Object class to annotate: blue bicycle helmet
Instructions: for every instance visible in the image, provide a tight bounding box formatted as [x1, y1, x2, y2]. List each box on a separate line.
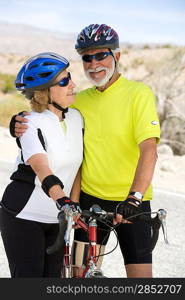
[75, 24, 119, 54]
[15, 52, 69, 92]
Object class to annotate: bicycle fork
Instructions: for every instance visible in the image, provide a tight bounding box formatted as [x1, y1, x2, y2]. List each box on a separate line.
[83, 218, 104, 278]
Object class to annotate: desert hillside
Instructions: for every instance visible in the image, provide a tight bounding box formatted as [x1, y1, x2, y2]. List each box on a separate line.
[0, 22, 185, 158]
[0, 21, 77, 59]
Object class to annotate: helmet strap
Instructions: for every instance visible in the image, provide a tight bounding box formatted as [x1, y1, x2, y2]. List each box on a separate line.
[48, 97, 68, 119]
[105, 49, 117, 83]
[110, 49, 117, 69]
[102, 50, 117, 87]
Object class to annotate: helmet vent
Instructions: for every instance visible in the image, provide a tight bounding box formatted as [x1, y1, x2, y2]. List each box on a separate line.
[29, 64, 38, 70]
[38, 72, 52, 78]
[25, 76, 34, 81]
[43, 62, 56, 66]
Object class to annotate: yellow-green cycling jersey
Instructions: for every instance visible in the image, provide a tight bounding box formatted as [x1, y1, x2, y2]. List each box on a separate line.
[72, 76, 160, 201]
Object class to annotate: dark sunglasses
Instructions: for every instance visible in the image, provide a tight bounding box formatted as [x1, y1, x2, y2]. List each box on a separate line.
[55, 72, 71, 87]
[82, 52, 112, 63]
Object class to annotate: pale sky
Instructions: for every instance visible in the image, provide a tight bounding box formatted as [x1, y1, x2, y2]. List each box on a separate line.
[0, 0, 185, 45]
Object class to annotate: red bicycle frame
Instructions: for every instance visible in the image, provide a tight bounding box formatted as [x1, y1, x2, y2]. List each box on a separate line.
[47, 207, 168, 278]
[63, 216, 100, 278]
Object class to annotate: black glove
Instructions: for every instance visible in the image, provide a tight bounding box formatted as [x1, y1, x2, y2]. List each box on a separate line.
[116, 197, 142, 219]
[56, 196, 81, 213]
[9, 111, 25, 137]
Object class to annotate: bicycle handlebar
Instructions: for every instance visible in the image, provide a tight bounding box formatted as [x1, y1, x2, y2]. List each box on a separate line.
[46, 211, 67, 254]
[46, 205, 168, 256]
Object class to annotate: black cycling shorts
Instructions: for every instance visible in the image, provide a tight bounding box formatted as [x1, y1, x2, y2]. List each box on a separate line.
[0, 208, 63, 278]
[74, 191, 152, 265]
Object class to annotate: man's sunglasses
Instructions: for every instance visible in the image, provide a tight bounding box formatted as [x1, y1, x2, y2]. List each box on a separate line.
[82, 52, 112, 63]
[55, 72, 71, 87]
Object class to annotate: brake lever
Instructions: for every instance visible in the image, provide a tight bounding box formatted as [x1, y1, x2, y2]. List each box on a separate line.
[61, 204, 80, 217]
[157, 209, 169, 244]
[64, 215, 74, 243]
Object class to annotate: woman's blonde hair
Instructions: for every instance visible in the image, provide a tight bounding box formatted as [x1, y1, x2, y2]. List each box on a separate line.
[30, 89, 49, 112]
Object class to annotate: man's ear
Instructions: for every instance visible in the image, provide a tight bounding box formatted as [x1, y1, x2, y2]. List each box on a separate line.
[115, 52, 121, 62]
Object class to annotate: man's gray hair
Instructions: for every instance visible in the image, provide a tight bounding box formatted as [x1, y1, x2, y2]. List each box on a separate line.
[111, 48, 121, 71]
[112, 48, 121, 55]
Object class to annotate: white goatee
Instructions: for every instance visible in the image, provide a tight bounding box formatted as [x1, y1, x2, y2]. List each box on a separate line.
[85, 59, 115, 87]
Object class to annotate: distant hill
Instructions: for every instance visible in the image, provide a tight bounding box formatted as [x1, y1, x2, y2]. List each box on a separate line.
[0, 22, 185, 155]
[0, 22, 78, 60]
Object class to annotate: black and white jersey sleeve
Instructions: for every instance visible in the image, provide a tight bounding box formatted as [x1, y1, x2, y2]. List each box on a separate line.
[1, 109, 83, 223]
[19, 117, 47, 164]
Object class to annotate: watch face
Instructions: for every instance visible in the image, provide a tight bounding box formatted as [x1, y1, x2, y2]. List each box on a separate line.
[134, 192, 143, 200]
[130, 191, 143, 200]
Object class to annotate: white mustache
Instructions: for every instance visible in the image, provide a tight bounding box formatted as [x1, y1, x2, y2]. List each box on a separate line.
[87, 66, 108, 74]
[84, 59, 115, 87]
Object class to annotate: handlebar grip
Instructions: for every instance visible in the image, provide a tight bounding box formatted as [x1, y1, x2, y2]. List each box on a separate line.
[90, 204, 102, 214]
[46, 211, 67, 255]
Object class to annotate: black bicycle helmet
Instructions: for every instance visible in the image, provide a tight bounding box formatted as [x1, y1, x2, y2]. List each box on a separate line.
[75, 24, 119, 54]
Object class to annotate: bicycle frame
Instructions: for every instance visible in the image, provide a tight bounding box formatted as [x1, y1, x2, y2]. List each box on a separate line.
[47, 206, 168, 278]
[62, 213, 104, 278]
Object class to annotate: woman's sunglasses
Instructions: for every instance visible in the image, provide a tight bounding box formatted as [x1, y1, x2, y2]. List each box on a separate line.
[55, 72, 71, 87]
[82, 51, 112, 63]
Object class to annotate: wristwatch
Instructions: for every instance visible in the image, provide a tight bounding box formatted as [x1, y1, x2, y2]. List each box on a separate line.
[129, 191, 143, 201]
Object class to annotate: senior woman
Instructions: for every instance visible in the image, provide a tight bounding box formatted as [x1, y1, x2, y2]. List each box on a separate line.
[0, 52, 83, 277]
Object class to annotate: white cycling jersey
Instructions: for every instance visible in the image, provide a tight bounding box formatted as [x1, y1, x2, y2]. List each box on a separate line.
[1, 108, 83, 223]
